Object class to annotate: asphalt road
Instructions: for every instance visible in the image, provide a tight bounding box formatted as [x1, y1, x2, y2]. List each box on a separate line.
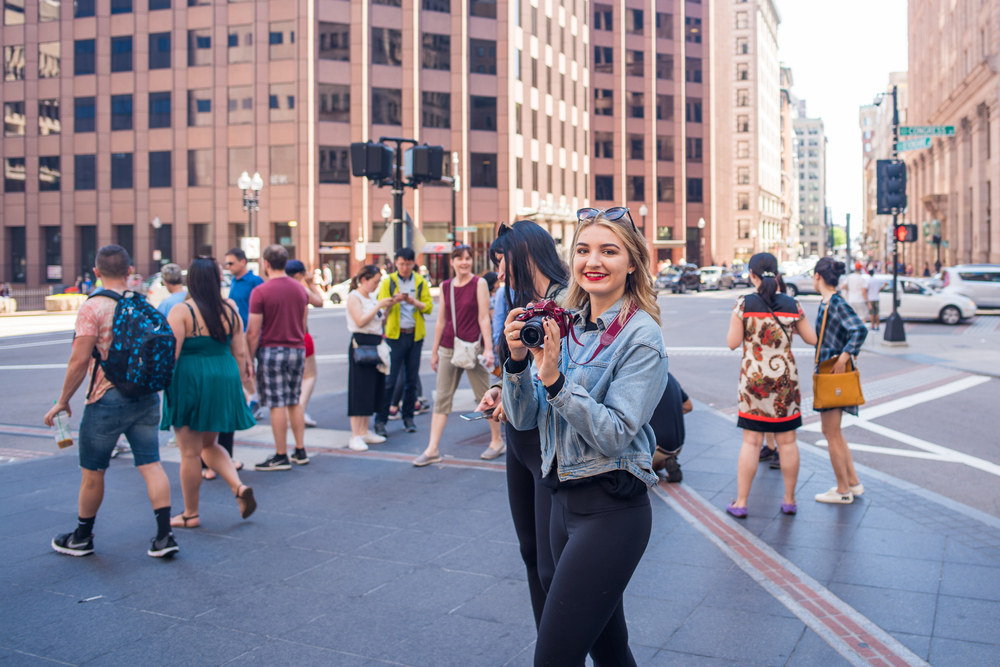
[3, 288, 999, 518]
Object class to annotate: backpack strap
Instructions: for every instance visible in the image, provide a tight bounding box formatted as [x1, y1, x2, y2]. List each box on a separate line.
[85, 290, 123, 399]
[389, 275, 397, 296]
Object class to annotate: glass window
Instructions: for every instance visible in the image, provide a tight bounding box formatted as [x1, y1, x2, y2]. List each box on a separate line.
[657, 176, 674, 202]
[4, 157, 25, 192]
[372, 27, 402, 66]
[594, 46, 612, 74]
[685, 57, 701, 83]
[737, 115, 749, 132]
[656, 94, 673, 121]
[687, 177, 703, 203]
[594, 132, 613, 158]
[5, 45, 26, 81]
[75, 155, 96, 190]
[593, 3, 612, 30]
[149, 32, 171, 69]
[626, 8, 643, 34]
[738, 193, 749, 210]
[656, 136, 673, 161]
[625, 50, 643, 76]
[38, 100, 60, 136]
[4, 0, 24, 24]
[149, 151, 171, 188]
[318, 22, 349, 61]
[38, 42, 60, 79]
[150, 0, 171, 9]
[470, 153, 497, 188]
[626, 92, 644, 118]
[686, 137, 702, 162]
[39, 156, 60, 192]
[737, 141, 749, 159]
[111, 153, 134, 189]
[188, 29, 212, 66]
[656, 53, 672, 80]
[110, 0, 132, 14]
[318, 84, 350, 123]
[470, 0, 496, 18]
[75, 0, 95, 16]
[423, 0, 449, 10]
[228, 147, 253, 185]
[470, 39, 496, 75]
[627, 135, 643, 160]
[421, 91, 450, 129]
[627, 176, 644, 201]
[595, 175, 614, 201]
[269, 21, 296, 60]
[736, 63, 748, 80]
[74, 40, 95, 76]
[149, 91, 171, 128]
[228, 86, 253, 124]
[736, 37, 748, 54]
[319, 146, 350, 184]
[372, 88, 402, 125]
[594, 89, 612, 116]
[187, 90, 212, 126]
[111, 94, 133, 131]
[686, 99, 702, 123]
[422, 33, 450, 70]
[470, 96, 497, 131]
[228, 25, 253, 63]
[3, 101, 25, 136]
[75, 97, 96, 133]
[269, 145, 296, 185]
[187, 149, 212, 187]
[269, 83, 296, 122]
[111, 36, 133, 72]
[685, 17, 701, 43]
[656, 12, 672, 39]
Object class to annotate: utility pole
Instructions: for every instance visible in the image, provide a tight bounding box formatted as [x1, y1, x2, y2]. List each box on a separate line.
[845, 213, 851, 270]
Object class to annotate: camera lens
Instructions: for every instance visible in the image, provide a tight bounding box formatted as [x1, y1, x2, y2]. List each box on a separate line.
[520, 316, 545, 348]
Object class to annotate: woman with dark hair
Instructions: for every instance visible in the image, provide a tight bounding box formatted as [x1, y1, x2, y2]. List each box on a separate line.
[726, 252, 816, 518]
[811, 257, 867, 504]
[161, 257, 257, 528]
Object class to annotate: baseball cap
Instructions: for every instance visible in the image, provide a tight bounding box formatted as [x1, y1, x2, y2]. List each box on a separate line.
[284, 259, 307, 275]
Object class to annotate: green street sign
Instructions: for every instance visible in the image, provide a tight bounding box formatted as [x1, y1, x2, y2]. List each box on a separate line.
[900, 125, 955, 137]
[454, 226, 477, 232]
[942, 240, 949, 249]
[897, 137, 932, 152]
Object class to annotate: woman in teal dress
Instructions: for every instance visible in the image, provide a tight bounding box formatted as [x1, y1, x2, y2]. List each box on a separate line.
[162, 257, 257, 527]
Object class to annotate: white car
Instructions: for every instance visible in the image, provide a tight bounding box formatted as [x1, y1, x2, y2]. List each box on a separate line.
[141, 271, 231, 308]
[784, 270, 819, 298]
[879, 278, 976, 325]
[932, 264, 1000, 308]
[328, 279, 352, 304]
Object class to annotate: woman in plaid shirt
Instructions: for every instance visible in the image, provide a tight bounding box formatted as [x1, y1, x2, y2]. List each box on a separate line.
[812, 257, 868, 505]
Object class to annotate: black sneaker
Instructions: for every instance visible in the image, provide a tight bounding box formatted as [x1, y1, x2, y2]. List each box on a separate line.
[290, 448, 309, 465]
[758, 444, 776, 462]
[769, 446, 781, 470]
[255, 453, 291, 471]
[663, 458, 683, 484]
[403, 418, 417, 433]
[51, 532, 94, 557]
[373, 422, 388, 438]
[147, 533, 179, 558]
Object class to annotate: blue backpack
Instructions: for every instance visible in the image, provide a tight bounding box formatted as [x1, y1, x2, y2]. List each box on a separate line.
[87, 290, 176, 398]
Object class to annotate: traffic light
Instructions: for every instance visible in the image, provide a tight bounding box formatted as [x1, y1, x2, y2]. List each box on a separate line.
[876, 159, 907, 214]
[350, 142, 394, 181]
[404, 145, 444, 184]
[894, 224, 918, 243]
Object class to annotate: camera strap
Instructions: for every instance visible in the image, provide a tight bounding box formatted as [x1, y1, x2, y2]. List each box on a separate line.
[568, 302, 639, 366]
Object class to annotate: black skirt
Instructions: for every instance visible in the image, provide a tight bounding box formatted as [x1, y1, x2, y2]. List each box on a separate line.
[348, 333, 386, 417]
[737, 415, 803, 433]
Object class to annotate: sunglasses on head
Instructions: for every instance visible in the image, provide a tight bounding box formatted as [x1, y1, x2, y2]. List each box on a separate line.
[577, 207, 639, 234]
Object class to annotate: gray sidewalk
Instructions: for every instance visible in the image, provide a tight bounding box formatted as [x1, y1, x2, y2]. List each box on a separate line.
[862, 315, 1000, 378]
[2, 391, 1000, 666]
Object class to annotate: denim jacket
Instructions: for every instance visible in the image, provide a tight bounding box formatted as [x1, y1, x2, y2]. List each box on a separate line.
[502, 297, 668, 486]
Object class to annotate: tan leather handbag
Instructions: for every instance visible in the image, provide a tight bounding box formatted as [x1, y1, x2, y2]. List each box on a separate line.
[812, 301, 865, 410]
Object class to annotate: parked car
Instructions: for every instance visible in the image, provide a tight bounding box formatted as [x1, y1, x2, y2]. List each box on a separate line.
[655, 269, 678, 291]
[699, 266, 735, 290]
[730, 265, 753, 288]
[141, 271, 231, 308]
[671, 264, 703, 293]
[932, 264, 1000, 308]
[879, 278, 977, 325]
[784, 269, 820, 298]
[328, 279, 352, 304]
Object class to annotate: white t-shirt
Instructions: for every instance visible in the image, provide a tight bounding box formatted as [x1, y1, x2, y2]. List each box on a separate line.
[866, 276, 887, 301]
[346, 290, 384, 335]
[845, 273, 868, 304]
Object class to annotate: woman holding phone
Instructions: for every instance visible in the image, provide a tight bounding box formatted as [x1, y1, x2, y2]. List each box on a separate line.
[503, 208, 667, 666]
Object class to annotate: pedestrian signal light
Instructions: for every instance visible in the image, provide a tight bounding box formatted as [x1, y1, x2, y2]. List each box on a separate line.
[876, 160, 907, 214]
[894, 224, 918, 243]
[350, 142, 394, 181]
[404, 145, 444, 184]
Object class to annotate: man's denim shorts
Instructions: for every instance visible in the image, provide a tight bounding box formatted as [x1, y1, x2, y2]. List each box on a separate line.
[78, 388, 161, 471]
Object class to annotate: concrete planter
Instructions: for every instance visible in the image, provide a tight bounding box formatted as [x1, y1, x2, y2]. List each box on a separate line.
[0, 297, 16, 314]
[44, 295, 87, 312]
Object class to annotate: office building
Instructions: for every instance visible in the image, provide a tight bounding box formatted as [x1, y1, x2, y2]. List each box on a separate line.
[793, 115, 827, 257]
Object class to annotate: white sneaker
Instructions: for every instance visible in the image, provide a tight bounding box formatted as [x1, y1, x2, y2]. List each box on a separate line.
[815, 487, 854, 504]
[850, 483, 864, 496]
[360, 432, 386, 445]
[348, 436, 369, 452]
[303, 413, 317, 428]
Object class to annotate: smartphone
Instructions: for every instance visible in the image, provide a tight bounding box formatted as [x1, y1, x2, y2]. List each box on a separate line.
[460, 408, 495, 421]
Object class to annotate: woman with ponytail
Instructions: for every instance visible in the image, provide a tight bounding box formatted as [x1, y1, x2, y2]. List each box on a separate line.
[726, 253, 817, 518]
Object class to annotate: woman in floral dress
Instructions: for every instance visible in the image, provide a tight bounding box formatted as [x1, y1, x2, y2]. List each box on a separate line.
[725, 253, 817, 518]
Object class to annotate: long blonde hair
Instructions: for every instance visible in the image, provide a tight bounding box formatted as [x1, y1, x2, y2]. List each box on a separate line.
[565, 214, 661, 325]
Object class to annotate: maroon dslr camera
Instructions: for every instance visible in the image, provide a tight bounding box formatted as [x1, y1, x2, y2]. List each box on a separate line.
[514, 300, 573, 348]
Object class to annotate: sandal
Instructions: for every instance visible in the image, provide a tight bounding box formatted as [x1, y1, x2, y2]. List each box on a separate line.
[202, 468, 217, 480]
[170, 513, 200, 528]
[234, 460, 244, 472]
[236, 485, 256, 519]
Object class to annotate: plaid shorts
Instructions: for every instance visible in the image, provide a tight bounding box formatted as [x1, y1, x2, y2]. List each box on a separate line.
[256, 346, 306, 408]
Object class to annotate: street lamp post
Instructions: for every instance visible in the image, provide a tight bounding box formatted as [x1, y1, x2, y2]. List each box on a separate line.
[638, 204, 648, 237]
[237, 171, 263, 238]
[697, 217, 706, 266]
[151, 216, 162, 271]
[451, 152, 460, 244]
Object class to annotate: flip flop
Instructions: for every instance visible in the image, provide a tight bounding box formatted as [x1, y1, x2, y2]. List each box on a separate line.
[170, 513, 200, 528]
[234, 461, 244, 472]
[202, 468, 217, 480]
[236, 485, 256, 519]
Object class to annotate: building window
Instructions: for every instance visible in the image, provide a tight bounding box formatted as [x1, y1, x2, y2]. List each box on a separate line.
[656, 95, 673, 121]
[149, 92, 171, 128]
[626, 8, 643, 34]
[470, 96, 497, 131]
[317, 84, 349, 123]
[74, 40, 95, 76]
[111, 94, 133, 131]
[227, 25, 253, 63]
[627, 176, 644, 201]
[687, 178, 703, 203]
[531, 160, 538, 191]
[470, 38, 497, 74]
[423, 0, 449, 11]
[4, 157, 25, 192]
[686, 99, 702, 123]
[468, 0, 494, 18]
[319, 146, 350, 184]
[656, 53, 673, 80]
[8, 226, 26, 282]
[187, 30, 212, 66]
[37, 156, 60, 192]
[4, 0, 24, 24]
[628, 135, 643, 160]
[657, 136, 674, 162]
[187, 149, 212, 187]
[736, 63, 748, 81]
[594, 3, 611, 30]
[685, 57, 701, 83]
[3, 45, 24, 81]
[371, 27, 402, 66]
[38, 42, 60, 79]
[75, 155, 96, 190]
[75, 0, 95, 16]
[110, 0, 132, 13]
[4, 101, 24, 136]
[656, 12, 672, 39]
[627, 92, 644, 119]
[594, 132, 613, 158]
[149, 151, 171, 188]
[270, 145, 296, 185]
[685, 17, 701, 42]
[737, 115, 749, 132]
[372, 88, 402, 125]
[38, 100, 60, 135]
[594, 89, 612, 116]
[319, 22, 349, 61]
[531, 57, 538, 87]
[737, 89, 749, 106]
[736, 37, 748, 54]
[187, 90, 212, 126]
[149, 32, 172, 69]
[657, 176, 674, 203]
[422, 91, 450, 128]
[515, 157, 523, 189]
[225, 86, 252, 124]
[110, 36, 133, 72]
[737, 141, 749, 158]
[470, 153, 497, 188]
[269, 21, 296, 60]
[738, 193, 750, 210]
[150, 0, 171, 10]
[686, 137, 702, 162]
[595, 175, 614, 201]
[74, 97, 96, 133]
[373, 0, 401, 5]
[594, 47, 613, 74]
[227, 147, 252, 185]
[422, 33, 450, 70]
[625, 50, 643, 76]
[736, 11, 748, 29]
[269, 83, 296, 122]
[514, 102, 522, 134]
[111, 153, 133, 189]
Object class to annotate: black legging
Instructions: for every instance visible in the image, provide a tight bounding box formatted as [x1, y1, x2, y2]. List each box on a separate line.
[534, 484, 651, 667]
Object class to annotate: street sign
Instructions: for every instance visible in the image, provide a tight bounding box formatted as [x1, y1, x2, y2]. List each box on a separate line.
[900, 125, 955, 137]
[241, 236, 261, 260]
[897, 137, 931, 152]
[454, 226, 477, 232]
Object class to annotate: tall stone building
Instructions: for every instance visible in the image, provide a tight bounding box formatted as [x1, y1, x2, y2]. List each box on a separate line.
[779, 64, 799, 262]
[710, 0, 782, 264]
[793, 114, 827, 257]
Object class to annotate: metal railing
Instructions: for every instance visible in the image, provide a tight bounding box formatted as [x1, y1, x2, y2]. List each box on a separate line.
[4, 286, 56, 312]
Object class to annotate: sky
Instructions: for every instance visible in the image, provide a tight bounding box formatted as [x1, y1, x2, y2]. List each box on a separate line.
[775, 0, 909, 237]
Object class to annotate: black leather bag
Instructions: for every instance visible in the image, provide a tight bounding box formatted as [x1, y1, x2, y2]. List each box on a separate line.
[352, 339, 381, 366]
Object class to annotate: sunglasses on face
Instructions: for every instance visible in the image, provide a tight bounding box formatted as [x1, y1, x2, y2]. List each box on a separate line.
[577, 207, 639, 234]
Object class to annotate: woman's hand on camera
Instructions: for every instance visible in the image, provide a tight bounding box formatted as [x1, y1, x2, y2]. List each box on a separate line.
[530, 317, 562, 387]
[503, 308, 528, 362]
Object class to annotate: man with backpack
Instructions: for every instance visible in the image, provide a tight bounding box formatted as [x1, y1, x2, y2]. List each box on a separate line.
[43, 245, 179, 558]
[374, 248, 433, 437]
[649, 373, 693, 483]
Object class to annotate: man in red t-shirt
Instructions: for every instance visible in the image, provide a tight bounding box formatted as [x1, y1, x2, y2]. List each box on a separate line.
[246, 245, 310, 471]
